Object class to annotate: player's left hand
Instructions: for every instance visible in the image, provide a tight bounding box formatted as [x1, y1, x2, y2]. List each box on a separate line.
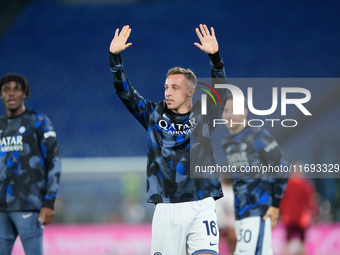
[263, 206, 279, 230]
[39, 207, 55, 225]
[194, 24, 219, 54]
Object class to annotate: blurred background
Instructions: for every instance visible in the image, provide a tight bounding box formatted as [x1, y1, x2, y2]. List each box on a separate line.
[0, 0, 339, 254]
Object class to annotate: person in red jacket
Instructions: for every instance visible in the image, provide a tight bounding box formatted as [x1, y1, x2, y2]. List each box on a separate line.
[280, 163, 319, 255]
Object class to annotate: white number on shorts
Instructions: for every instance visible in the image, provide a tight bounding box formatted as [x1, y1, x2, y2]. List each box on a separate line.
[203, 220, 217, 236]
[237, 229, 252, 243]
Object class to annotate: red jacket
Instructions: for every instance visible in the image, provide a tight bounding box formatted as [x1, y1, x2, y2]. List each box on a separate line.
[280, 178, 318, 228]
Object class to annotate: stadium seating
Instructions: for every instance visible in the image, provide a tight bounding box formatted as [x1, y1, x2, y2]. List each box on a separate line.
[0, 0, 339, 159]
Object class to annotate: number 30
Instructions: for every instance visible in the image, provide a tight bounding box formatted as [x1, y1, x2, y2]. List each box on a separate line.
[237, 229, 252, 243]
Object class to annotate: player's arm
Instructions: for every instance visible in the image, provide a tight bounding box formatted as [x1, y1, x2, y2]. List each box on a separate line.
[36, 114, 61, 225]
[307, 181, 319, 222]
[109, 25, 156, 129]
[194, 24, 228, 119]
[258, 130, 288, 229]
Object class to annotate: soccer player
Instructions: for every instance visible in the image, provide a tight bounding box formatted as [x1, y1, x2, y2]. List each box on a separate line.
[280, 166, 318, 255]
[0, 73, 61, 255]
[109, 24, 227, 255]
[221, 93, 288, 255]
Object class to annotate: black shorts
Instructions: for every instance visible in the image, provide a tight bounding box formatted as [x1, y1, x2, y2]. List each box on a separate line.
[286, 225, 306, 241]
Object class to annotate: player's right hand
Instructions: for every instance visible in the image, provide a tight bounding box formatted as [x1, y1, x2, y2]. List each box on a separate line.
[109, 25, 132, 54]
[39, 207, 55, 225]
[263, 206, 279, 230]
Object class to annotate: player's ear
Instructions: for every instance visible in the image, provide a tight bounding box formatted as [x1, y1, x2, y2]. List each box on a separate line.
[188, 87, 195, 97]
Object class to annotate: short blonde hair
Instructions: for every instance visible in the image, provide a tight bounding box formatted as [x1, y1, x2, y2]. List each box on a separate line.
[166, 67, 197, 87]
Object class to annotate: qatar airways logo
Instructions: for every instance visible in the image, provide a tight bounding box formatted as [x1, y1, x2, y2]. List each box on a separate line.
[227, 152, 249, 168]
[201, 84, 312, 128]
[1, 135, 23, 152]
[158, 114, 196, 134]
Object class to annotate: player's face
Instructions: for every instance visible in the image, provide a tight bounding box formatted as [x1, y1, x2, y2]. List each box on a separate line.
[1, 81, 26, 114]
[164, 74, 193, 114]
[222, 99, 247, 133]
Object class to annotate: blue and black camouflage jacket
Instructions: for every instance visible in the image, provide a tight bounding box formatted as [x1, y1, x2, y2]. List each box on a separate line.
[0, 109, 61, 211]
[222, 126, 288, 219]
[110, 51, 228, 204]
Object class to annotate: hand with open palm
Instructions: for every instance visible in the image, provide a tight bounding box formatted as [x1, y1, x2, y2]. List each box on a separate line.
[194, 24, 219, 54]
[109, 25, 132, 54]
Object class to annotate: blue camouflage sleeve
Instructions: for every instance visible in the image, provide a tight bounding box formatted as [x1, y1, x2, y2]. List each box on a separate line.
[255, 129, 288, 208]
[207, 51, 228, 121]
[110, 52, 157, 130]
[36, 113, 61, 210]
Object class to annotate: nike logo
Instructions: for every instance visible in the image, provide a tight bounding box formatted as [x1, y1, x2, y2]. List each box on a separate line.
[238, 250, 248, 253]
[22, 213, 33, 219]
[209, 242, 217, 246]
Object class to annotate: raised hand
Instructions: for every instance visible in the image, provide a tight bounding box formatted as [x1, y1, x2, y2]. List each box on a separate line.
[109, 25, 132, 54]
[194, 24, 219, 54]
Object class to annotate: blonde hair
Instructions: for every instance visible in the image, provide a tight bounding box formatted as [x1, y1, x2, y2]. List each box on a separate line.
[166, 67, 197, 88]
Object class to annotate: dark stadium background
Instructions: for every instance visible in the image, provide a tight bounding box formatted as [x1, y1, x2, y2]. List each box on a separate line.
[0, 0, 339, 254]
